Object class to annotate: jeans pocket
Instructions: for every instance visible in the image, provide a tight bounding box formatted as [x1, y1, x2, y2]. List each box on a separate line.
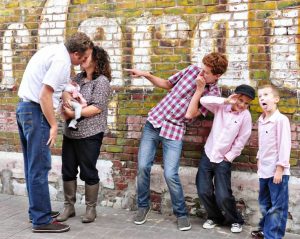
[220, 160, 232, 171]
[17, 111, 33, 134]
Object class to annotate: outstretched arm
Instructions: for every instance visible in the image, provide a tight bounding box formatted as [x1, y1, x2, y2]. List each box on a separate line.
[125, 68, 173, 90]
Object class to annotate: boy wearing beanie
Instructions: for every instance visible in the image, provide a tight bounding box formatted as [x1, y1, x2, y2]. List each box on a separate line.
[186, 82, 255, 233]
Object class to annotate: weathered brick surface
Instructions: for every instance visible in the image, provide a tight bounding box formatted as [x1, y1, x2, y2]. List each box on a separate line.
[0, 0, 300, 232]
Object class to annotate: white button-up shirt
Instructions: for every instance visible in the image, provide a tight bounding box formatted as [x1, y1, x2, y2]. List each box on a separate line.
[257, 109, 291, 178]
[18, 43, 71, 109]
[200, 96, 252, 163]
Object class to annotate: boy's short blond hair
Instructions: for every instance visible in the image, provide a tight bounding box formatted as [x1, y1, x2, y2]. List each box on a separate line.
[258, 84, 280, 98]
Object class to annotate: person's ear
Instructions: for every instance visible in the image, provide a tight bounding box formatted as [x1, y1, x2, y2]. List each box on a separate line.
[215, 74, 221, 79]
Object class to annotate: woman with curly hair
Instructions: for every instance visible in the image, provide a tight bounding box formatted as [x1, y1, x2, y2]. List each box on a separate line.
[57, 46, 112, 223]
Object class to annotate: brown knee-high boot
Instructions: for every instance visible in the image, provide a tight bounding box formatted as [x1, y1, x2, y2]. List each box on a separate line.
[82, 183, 99, 223]
[56, 180, 77, 222]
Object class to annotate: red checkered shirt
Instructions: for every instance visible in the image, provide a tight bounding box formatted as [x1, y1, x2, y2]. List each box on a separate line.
[147, 64, 221, 141]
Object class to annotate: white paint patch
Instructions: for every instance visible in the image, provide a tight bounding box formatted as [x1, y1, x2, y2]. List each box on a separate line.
[128, 15, 189, 87]
[269, 9, 299, 88]
[192, 2, 250, 87]
[2, 23, 30, 88]
[78, 17, 123, 86]
[38, 0, 70, 48]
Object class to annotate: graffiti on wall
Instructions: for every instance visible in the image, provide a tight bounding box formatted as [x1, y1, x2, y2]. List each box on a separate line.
[1, 0, 299, 91]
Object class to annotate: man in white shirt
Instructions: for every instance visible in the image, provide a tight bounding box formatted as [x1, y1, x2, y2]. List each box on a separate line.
[16, 32, 93, 233]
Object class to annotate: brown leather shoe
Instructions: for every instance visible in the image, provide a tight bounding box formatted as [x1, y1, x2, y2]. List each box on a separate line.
[251, 230, 264, 238]
[29, 211, 60, 223]
[32, 220, 70, 233]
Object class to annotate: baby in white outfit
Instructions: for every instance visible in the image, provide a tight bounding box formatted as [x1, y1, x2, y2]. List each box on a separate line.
[64, 80, 87, 129]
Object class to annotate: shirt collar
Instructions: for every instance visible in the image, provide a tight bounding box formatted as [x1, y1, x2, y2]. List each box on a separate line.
[258, 109, 280, 123]
[224, 104, 242, 114]
[61, 43, 71, 65]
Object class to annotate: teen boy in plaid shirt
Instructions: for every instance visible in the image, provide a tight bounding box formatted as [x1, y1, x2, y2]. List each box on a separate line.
[125, 52, 228, 231]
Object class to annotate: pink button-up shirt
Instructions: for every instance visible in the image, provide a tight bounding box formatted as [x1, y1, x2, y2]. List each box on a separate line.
[200, 96, 252, 163]
[148, 65, 220, 141]
[257, 110, 291, 178]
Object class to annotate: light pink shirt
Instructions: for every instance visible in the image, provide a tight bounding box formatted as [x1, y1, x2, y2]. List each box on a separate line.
[257, 110, 291, 178]
[200, 96, 252, 163]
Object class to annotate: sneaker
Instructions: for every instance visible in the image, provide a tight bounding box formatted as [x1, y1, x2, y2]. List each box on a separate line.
[251, 230, 264, 238]
[134, 207, 150, 225]
[203, 219, 217, 229]
[29, 211, 60, 223]
[32, 220, 70, 233]
[231, 223, 243, 233]
[177, 216, 192, 231]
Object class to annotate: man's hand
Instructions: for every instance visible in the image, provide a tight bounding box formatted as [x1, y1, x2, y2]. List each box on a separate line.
[47, 124, 58, 147]
[124, 68, 148, 78]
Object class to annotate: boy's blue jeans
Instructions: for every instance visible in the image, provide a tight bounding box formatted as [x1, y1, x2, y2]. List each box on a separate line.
[258, 176, 289, 239]
[137, 121, 188, 217]
[196, 151, 244, 225]
[16, 101, 52, 227]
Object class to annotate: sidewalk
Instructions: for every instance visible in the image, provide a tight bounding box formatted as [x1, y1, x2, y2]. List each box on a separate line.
[1, 194, 299, 239]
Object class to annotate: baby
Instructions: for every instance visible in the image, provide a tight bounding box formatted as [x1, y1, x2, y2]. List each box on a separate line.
[64, 80, 87, 129]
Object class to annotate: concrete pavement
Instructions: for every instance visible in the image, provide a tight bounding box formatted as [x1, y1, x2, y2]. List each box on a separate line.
[0, 194, 299, 239]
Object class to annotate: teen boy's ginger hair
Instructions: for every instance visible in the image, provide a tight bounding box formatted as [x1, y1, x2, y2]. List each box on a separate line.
[202, 52, 228, 75]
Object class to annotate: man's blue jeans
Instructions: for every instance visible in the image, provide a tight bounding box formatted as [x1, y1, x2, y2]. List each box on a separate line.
[16, 101, 52, 226]
[137, 121, 188, 217]
[196, 151, 244, 225]
[258, 176, 289, 239]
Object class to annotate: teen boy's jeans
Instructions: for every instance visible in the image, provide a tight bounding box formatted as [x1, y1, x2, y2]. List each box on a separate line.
[258, 176, 289, 239]
[16, 101, 52, 227]
[137, 121, 188, 217]
[196, 151, 244, 225]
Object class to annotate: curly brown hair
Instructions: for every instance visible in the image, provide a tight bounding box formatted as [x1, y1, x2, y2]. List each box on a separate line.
[92, 46, 112, 81]
[81, 46, 112, 81]
[202, 52, 228, 75]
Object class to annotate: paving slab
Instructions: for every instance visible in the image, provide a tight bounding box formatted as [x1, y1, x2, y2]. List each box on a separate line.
[0, 194, 299, 239]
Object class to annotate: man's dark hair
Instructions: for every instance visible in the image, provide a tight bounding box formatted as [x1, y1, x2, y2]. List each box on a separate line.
[65, 32, 94, 55]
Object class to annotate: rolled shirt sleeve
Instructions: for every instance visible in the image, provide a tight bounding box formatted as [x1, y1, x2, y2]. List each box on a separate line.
[42, 60, 71, 91]
[200, 96, 225, 114]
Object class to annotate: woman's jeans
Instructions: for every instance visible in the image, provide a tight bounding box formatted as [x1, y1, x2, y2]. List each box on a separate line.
[16, 101, 52, 226]
[137, 121, 188, 217]
[258, 176, 289, 239]
[196, 151, 244, 225]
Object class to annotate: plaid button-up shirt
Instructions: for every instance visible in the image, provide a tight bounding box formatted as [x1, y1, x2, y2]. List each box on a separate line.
[147, 64, 221, 141]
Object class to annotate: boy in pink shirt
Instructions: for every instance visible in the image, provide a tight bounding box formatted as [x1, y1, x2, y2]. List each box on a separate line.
[251, 85, 291, 239]
[186, 82, 255, 233]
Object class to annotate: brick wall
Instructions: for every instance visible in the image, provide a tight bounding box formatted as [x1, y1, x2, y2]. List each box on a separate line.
[0, 0, 300, 232]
